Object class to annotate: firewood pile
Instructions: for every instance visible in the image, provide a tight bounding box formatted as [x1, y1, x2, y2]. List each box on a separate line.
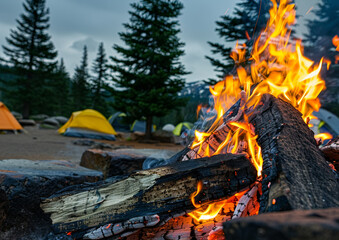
[37, 94, 338, 240]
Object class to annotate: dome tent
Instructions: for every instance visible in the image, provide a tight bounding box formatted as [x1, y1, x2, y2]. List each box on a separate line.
[59, 109, 117, 140]
[130, 120, 156, 133]
[0, 102, 23, 131]
[162, 123, 175, 132]
[108, 112, 130, 132]
[173, 122, 193, 136]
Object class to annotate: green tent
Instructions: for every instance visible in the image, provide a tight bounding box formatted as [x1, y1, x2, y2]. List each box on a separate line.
[173, 122, 193, 136]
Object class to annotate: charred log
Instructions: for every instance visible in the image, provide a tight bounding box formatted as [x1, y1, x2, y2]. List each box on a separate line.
[320, 136, 339, 170]
[80, 149, 146, 178]
[223, 207, 339, 240]
[183, 98, 243, 160]
[249, 94, 339, 213]
[0, 159, 102, 240]
[41, 153, 257, 234]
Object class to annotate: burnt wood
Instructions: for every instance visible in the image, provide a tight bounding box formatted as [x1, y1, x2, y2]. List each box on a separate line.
[223, 207, 339, 240]
[0, 159, 102, 240]
[125, 191, 243, 240]
[41, 153, 257, 234]
[80, 149, 146, 178]
[183, 99, 242, 160]
[320, 136, 339, 170]
[249, 94, 339, 213]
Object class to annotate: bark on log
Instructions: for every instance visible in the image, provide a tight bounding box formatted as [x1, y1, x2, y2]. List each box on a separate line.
[249, 94, 339, 213]
[80, 149, 146, 178]
[41, 153, 257, 234]
[223, 207, 339, 240]
[0, 159, 102, 240]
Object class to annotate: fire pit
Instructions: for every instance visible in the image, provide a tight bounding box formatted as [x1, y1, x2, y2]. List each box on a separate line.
[28, 0, 339, 239]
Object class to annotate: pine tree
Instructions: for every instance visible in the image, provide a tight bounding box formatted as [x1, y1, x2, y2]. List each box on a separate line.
[304, 0, 339, 115]
[2, 0, 57, 118]
[71, 46, 91, 110]
[109, 0, 189, 139]
[91, 42, 109, 116]
[52, 58, 71, 116]
[304, 0, 338, 63]
[206, 0, 270, 84]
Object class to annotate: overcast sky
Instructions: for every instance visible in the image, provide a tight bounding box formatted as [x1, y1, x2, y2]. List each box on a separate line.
[0, 0, 318, 83]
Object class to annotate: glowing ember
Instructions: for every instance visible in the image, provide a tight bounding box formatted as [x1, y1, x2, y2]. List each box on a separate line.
[333, 35, 339, 64]
[189, 0, 332, 222]
[188, 181, 248, 222]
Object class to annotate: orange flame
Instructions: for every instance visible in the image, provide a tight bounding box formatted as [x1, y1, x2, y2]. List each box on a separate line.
[333, 35, 339, 64]
[188, 181, 248, 222]
[333, 35, 339, 51]
[189, 0, 330, 222]
[314, 133, 332, 142]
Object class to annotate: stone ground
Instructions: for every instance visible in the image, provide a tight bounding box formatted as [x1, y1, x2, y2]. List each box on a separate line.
[0, 126, 184, 164]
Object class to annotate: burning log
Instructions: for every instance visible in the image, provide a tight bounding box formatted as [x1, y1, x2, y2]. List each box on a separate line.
[41, 153, 257, 235]
[320, 136, 339, 170]
[249, 94, 339, 213]
[223, 207, 339, 240]
[183, 98, 244, 160]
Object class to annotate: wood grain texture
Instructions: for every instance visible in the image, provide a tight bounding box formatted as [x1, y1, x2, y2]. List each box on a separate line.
[249, 94, 339, 213]
[41, 153, 257, 233]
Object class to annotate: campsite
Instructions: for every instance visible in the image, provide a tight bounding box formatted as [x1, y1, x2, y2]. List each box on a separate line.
[0, 0, 339, 239]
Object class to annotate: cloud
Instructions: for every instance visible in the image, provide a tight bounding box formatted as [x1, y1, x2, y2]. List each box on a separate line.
[71, 37, 99, 52]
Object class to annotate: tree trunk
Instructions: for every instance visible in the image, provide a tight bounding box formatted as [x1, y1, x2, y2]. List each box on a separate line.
[22, 101, 30, 119]
[249, 94, 339, 213]
[145, 115, 153, 140]
[41, 153, 257, 234]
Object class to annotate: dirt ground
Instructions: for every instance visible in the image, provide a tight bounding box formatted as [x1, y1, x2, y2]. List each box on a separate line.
[0, 126, 184, 165]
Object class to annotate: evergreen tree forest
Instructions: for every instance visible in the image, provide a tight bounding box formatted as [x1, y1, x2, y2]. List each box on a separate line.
[71, 45, 91, 111]
[108, 0, 189, 138]
[1, 0, 57, 118]
[205, 0, 271, 84]
[91, 42, 109, 116]
[304, 0, 339, 115]
[0, 0, 337, 137]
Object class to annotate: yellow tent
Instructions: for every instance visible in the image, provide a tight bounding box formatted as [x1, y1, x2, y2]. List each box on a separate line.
[58, 109, 117, 135]
[0, 102, 23, 130]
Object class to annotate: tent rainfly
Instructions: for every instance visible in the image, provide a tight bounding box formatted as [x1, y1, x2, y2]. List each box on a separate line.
[0, 102, 23, 130]
[59, 109, 117, 140]
[173, 122, 193, 136]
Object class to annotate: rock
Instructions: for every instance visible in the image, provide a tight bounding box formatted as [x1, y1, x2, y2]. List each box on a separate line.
[152, 129, 175, 143]
[0, 189, 8, 227]
[29, 114, 49, 122]
[41, 116, 68, 129]
[223, 208, 339, 240]
[0, 159, 102, 239]
[90, 142, 114, 149]
[11, 111, 22, 120]
[41, 117, 60, 128]
[44, 117, 60, 126]
[80, 149, 147, 178]
[54, 116, 68, 125]
[80, 148, 178, 178]
[72, 139, 96, 146]
[18, 119, 36, 126]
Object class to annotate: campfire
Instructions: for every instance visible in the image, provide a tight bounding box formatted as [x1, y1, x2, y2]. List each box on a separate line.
[39, 0, 338, 239]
